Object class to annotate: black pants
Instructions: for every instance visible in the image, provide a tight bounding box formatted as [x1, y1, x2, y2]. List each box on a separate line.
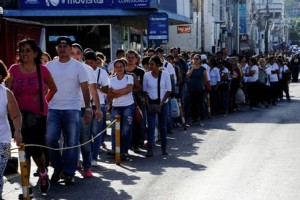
[209, 85, 219, 114]
[189, 90, 205, 121]
[291, 64, 299, 82]
[278, 79, 290, 100]
[270, 82, 279, 103]
[247, 81, 258, 107]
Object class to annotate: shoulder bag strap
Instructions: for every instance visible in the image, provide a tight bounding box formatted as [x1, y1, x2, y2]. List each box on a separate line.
[36, 64, 44, 113]
[158, 71, 162, 103]
[164, 61, 168, 69]
[97, 68, 101, 83]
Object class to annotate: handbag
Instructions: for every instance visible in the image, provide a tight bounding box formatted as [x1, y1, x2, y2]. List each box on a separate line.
[134, 97, 144, 122]
[282, 69, 291, 81]
[21, 110, 43, 129]
[147, 104, 160, 114]
[235, 88, 245, 104]
[147, 71, 162, 114]
[170, 98, 180, 118]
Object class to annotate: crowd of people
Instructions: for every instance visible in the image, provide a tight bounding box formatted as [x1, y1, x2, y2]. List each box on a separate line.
[0, 36, 299, 199]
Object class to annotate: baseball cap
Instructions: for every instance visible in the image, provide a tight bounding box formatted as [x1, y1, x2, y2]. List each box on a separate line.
[56, 36, 73, 47]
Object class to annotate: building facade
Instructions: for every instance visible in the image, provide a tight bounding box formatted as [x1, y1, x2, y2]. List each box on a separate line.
[249, 0, 287, 54]
[1, 0, 191, 65]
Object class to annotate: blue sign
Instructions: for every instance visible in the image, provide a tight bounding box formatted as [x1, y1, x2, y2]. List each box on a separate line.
[20, 0, 150, 9]
[239, 3, 247, 34]
[148, 12, 168, 43]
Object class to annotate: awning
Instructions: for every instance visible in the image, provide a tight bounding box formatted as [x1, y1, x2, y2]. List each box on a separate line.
[4, 8, 192, 28]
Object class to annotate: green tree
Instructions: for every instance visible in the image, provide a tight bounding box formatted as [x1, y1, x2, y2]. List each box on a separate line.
[289, 18, 300, 44]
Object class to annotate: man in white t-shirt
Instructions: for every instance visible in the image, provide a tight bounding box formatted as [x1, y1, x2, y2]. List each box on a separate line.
[84, 51, 110, 165]
[71, 43, 102, 178]
[46, 36, 92, 185]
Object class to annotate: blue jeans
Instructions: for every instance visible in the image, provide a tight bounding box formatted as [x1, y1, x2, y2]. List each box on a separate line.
[166, 98, 173, 131]
[140, 107, 147, 143]
[46, 109, 80, 176]
[91, 104, 106, 160]
[147, 103, 168, 150]
[110, 104, 135, 154]
[79, 108, 92, 171]
[181, 83, 187, 119]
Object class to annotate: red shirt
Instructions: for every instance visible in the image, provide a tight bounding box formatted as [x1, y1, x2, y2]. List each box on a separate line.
[9, 64, 51, 115]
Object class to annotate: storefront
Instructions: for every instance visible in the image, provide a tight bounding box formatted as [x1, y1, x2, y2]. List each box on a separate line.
[0, 18, 42, 66]
[1, 0, 191, 63]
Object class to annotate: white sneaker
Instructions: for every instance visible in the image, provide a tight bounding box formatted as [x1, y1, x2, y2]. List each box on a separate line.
[91, 160, 98, 167]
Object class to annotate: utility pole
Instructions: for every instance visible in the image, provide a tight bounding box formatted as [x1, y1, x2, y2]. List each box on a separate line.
[234, 0, 240, 55]
[196, 0, 199, 49]
[201, 0, 205, 52]
[265, 0, 270, 54]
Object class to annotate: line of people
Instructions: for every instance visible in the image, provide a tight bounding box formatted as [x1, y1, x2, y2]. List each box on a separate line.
[0, 36, 297, 199]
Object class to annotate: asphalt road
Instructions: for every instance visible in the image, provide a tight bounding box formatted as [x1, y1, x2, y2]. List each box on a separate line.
[3, 82, 300, 200]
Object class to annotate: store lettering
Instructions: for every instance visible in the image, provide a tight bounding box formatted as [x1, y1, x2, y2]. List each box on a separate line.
[118, 0, 148, 3]
[66, 0, 104, 4]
